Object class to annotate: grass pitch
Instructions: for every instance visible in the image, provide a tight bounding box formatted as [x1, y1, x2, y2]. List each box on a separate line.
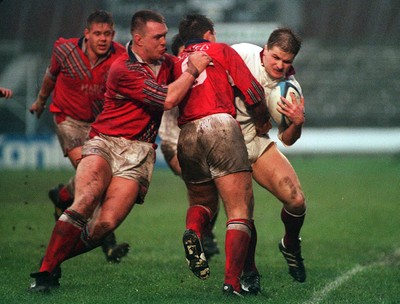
[0, 155, 399, 303]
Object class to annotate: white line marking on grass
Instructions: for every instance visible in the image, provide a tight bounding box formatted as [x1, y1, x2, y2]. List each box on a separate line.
[304, 248, 400, 304]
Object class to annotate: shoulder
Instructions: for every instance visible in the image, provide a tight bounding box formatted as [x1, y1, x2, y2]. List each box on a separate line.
[211, 42, 234, 53]
[205, 42, 239, 61]
[109, 53, 129, 72]
[54, 37, 78, 49]
[231, 43, 262, 56]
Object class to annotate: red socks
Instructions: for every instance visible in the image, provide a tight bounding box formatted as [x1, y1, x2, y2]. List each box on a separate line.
[281, 208, 305, 250]
[39, 209, 86, 273]
[224, 218, 252, 292]
[185, 205, 213, 239]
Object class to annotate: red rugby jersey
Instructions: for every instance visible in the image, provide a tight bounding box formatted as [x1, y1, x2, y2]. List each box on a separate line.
[48, 37, 125, 122]
[90, 46, 175, 143]
[174, 41, 265, 126]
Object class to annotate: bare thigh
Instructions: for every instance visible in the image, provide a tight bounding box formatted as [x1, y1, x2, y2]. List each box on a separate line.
[252, 144, 305, 213]
[89, 176, 140, 241]
[71, 155, 112, 218]
[214, 171, 254, 220]
[67, 146, 83, 169]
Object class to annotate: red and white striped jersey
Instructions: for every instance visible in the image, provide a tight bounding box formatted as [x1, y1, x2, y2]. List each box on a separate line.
[90, 46, 175, 143]
[47, 37, 125, 122]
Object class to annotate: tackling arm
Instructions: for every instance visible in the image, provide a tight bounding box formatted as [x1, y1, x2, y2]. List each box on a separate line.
[164, 51, 211, 110]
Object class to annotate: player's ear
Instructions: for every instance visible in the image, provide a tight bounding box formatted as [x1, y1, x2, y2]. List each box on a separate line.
[133, 33, 142, 46]
[203, 30, 215, 41]
[84, 28, 90, 39]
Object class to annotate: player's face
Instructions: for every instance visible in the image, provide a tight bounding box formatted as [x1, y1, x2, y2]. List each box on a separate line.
[140, 21, 168, 63]
[85, 22, 115, 57]
[262, 45, 295, 80]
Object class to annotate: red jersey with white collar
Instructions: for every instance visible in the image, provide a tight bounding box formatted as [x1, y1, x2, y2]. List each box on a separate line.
[174, 40, 265, 126]
[90, 45, 175, 143]
[47, 37, 125, 122]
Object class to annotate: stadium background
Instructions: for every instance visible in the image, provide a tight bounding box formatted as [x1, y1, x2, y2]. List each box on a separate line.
[0, 0, 399, 169]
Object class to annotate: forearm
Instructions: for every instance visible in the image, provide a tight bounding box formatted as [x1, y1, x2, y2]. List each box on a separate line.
[30, 74, 56, 118]
[164, 51, 211, 110]
[280, 123, 302, 146]
[37, 74, 56, 103]
[163, 71, 197, 110]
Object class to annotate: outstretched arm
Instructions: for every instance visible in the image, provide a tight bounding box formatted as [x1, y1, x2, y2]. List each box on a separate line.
[29, 73, 56, 118]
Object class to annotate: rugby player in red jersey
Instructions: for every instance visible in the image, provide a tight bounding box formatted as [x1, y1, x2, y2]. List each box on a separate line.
[29, 9, 211, 292]
[173, 14, 271, 296]
[29, 10, 129, 264]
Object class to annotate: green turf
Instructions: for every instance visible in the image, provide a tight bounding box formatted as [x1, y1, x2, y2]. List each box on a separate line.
[0, 155, 399, 303]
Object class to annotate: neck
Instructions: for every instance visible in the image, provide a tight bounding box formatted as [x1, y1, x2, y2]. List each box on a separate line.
[86, 47, 102, 65]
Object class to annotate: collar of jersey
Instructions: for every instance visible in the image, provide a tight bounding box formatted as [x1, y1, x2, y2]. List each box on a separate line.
[185, 38, 210, 48]
[126, 40, 138, 63]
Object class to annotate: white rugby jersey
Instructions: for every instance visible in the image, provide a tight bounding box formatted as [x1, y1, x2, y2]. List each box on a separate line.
[231, 42, 302, 144]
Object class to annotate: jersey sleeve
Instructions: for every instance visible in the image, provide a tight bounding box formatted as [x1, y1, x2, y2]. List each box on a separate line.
[108, 61, 168, 110]
[222, 44, 265, 106]
[46, 38, 68, 80]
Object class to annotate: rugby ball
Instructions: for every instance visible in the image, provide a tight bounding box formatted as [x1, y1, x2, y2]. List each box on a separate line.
[267, 80, 302, 127]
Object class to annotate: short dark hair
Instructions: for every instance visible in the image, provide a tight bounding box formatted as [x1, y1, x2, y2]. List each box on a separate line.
[86, 10, 114, 29]
[171, 34, 184, 56]
[267, 28, 302, 56]
[130, 10, 165, 34]
[178, 14, 214, 43]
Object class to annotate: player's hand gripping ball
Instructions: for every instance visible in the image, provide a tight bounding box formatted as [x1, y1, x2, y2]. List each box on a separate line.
[268, 79, 302, 128]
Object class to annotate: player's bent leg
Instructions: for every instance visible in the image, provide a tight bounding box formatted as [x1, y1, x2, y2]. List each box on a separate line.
[72, 155, 112, 216]
[252, 145, 307, 282]
[74, 159, 131, 263]
[90, 176, 139, 237]
[252, 144, 306, 213]
[182, 182, 218, 280]
[85, 176, 137, 258]
[183, 205, 211, 278]
[183, 229, 210, 280]
[186, 181, 220, 259]
[186, 181, 219, 215]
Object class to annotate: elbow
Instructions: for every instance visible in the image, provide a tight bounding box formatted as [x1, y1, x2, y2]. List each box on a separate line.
[164, 100, 175, 111]
[282, 135, 300, 146]
[283, 139, 295, 146]
[164, 94, 182, 111]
